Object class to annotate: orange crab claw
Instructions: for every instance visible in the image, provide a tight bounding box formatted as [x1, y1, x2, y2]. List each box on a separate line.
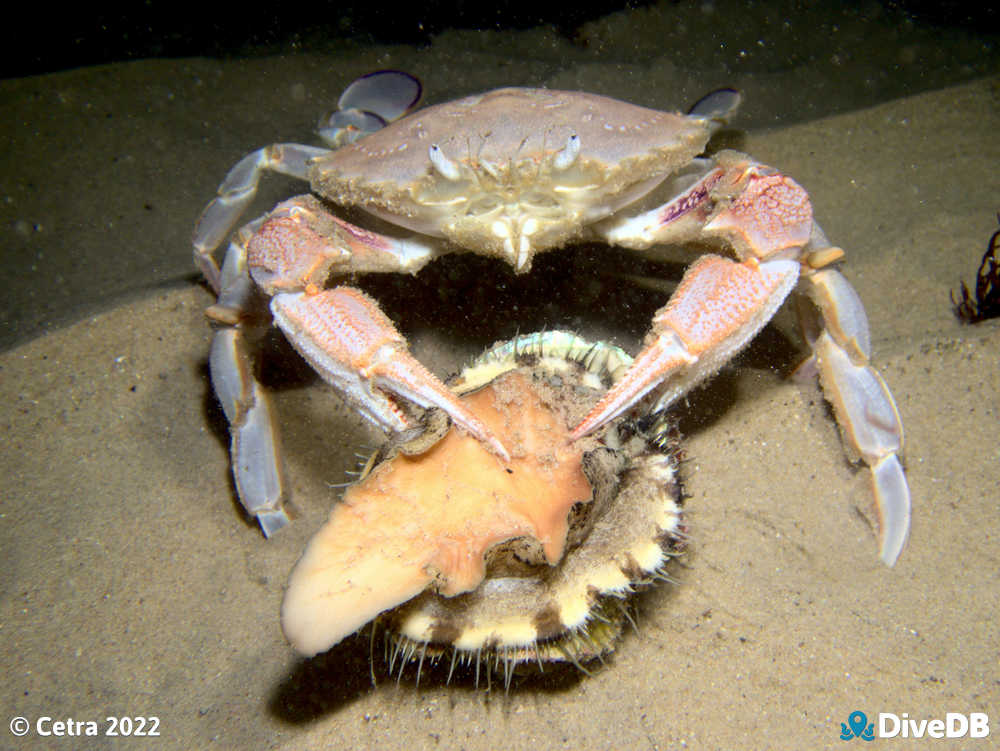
[271, 286, 510, 461]
[572, 255, 800, 439]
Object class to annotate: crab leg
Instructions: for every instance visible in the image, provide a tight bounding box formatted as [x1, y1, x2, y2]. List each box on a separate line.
[247, 195, 441, 290]
[248, 197, 506, 455]
[193, 143, 330, 291]
[585, 151, 910, 565]
[577, 155, 811, 437]
[206, 227, 291, 536]
[317, 70, 423, 147]
[800, 265, 909, 565]
[571, 254, 800, 437]
[206, 195, 505, 533]
[194, 72, 425, 290]
[270, 287, 510, 461]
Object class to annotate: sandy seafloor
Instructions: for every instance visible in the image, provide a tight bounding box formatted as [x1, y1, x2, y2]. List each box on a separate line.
[2, 3, 999, 749]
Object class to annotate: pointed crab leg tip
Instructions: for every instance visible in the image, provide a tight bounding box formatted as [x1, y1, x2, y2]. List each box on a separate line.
[872, 454, 911, 567]
[371, 352, 512, 462]
[258, 509, 291, 538]
[570, 394, 624, 440]
[569, 393, 639, 440]
[454, 415, 510, 463]
[491, 438, 512, 463]
[569, 418, 601, 442]
[570, 336, 692, 443]
[880, 541, 904, 568]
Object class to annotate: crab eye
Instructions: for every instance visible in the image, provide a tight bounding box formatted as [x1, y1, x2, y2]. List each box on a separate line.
[553, 133, 581, 170]
[429, 144, 462, 181]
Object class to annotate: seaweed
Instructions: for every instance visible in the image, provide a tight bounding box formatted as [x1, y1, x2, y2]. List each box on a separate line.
[951, 214, 1000, 324]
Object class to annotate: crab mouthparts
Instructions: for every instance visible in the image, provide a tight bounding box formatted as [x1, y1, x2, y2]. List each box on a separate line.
[491, 216, 539, 272]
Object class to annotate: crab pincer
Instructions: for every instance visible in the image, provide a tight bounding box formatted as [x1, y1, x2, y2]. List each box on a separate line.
[271, 287, 510, 462]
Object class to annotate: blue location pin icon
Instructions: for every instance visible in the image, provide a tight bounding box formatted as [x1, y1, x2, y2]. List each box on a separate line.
[848, 711, 868, 738]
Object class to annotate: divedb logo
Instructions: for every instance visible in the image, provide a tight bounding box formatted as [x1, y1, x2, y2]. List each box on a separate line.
[839, 710, 990, 741]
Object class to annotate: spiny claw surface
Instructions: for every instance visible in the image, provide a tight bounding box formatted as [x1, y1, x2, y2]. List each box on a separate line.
[703, 165, 813, 258]
[573, 256, 799, 439]
[271, 287, 510, 461]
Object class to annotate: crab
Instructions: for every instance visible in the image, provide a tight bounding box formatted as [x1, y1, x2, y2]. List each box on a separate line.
[194, 79, 910, 565]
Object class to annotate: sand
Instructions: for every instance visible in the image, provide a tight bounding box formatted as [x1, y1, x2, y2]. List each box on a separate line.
[2, 14, 999, 750]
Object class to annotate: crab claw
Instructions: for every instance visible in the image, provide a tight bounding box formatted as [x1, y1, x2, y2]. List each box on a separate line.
[270, 286, 510, 461]
[572, 255, 800, 440]
[703, 163, 813, 259]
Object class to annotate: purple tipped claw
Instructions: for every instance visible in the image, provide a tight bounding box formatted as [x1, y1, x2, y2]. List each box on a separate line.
[318, 70, 423, 147]
[338, 70, 422, 122]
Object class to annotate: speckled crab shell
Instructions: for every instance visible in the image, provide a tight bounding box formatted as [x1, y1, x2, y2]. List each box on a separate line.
[307, 88, 714, 264]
